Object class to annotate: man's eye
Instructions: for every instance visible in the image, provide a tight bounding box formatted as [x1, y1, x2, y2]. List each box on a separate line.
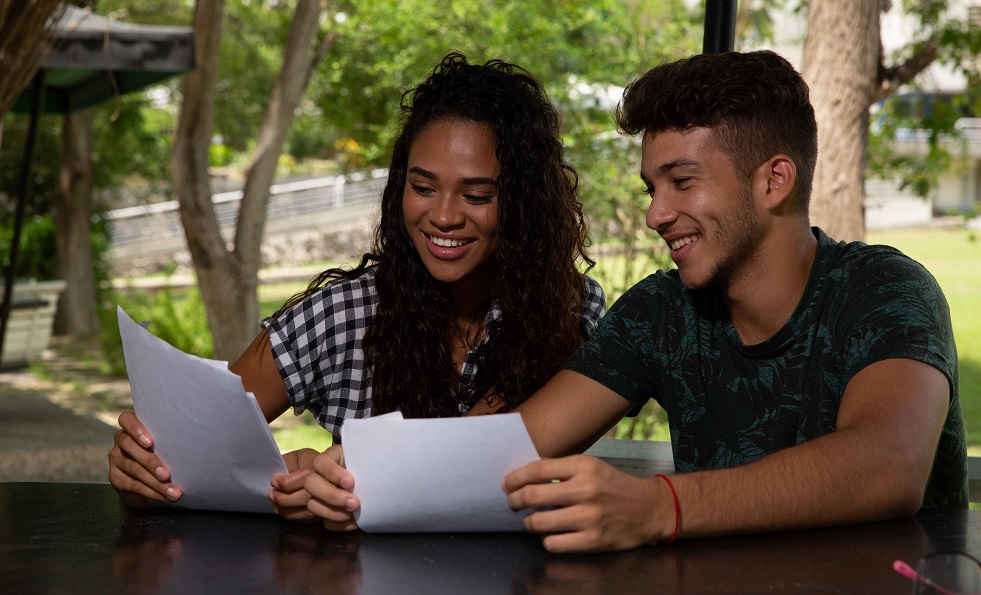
[641, 185, 655, 196]
[673, 177, 693, 188]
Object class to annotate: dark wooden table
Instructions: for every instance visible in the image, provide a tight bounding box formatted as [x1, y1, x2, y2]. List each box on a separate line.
[1, 482, 978, 594]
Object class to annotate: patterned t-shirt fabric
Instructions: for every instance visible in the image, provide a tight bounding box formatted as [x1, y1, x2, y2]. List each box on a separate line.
[264, 268, 607, 442]
[566, 227, 967, 508]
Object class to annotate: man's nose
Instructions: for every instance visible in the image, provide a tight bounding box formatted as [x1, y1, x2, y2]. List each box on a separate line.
[646, 192, 677, 231]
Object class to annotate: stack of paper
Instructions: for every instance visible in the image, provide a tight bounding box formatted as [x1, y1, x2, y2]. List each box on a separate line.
[117, 306, 287, 514]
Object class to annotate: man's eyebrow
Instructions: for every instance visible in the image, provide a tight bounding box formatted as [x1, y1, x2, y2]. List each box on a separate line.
[656, 159, 701, 176]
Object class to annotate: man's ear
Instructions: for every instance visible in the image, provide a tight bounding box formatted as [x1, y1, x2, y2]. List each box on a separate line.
[753, 155, 797, 211]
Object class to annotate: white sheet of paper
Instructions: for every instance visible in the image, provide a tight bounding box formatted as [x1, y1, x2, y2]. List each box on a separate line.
[117, 306, 287, 514]
[342, 412, 539, 532]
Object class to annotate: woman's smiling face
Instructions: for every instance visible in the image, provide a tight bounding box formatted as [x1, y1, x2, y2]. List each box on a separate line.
[402, 119, 500, 289]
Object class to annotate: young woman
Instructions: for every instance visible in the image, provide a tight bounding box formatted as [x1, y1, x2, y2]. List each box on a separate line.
[108, 53, 605, 519]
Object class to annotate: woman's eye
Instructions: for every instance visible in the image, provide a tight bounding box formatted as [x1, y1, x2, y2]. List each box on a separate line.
[409, 183, 434, 196]
[464, 194, 495, 204]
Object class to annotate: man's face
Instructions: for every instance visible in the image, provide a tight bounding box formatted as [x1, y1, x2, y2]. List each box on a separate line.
[640, 127, 763, 291]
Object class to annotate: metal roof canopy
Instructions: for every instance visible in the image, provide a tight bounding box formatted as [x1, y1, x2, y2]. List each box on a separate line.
[11, 6, 194, 115]
[0, 6, 194, 365]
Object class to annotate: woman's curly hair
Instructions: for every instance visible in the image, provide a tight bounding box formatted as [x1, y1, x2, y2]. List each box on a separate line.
[276, 52, 594, 418]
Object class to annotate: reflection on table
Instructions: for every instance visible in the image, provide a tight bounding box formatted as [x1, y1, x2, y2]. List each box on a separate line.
[1, 482, 978, 594]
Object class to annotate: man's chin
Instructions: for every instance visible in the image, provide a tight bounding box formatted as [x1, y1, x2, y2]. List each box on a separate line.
[678, 270, 714, 292]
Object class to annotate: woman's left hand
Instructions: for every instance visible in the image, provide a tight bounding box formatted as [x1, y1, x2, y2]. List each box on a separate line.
[269, 448, 320, 522]
[305, 445, 361, 531]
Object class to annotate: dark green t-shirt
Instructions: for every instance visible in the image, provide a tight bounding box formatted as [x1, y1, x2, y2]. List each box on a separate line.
[567, 228, 967, 508]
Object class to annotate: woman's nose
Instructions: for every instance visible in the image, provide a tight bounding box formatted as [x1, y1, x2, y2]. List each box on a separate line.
[430, 195, 465, 229]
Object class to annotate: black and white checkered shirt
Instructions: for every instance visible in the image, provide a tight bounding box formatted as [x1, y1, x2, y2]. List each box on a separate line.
[263, 268, 606, 441]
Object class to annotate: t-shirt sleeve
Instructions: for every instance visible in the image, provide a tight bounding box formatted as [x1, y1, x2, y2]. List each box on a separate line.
[565, 278, 662, 406]
[835, 255, 957, 396]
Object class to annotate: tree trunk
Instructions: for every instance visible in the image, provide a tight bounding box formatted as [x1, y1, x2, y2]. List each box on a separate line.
[233, 0, 327, 344]
[172, 0, 327, 361]
[53, 107, 99, 337]
[800, 0, 880, 242]
[172, 0, 242, 360]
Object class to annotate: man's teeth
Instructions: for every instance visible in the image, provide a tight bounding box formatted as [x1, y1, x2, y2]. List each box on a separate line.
[430, 235, 469, 248]
[669, 235, 698, 251]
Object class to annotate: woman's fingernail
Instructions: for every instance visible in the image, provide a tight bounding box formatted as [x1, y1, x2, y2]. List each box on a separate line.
[166, 487, 180, 501]
[138, 434, 152, 447]
[154, 466, 167, 481]
[345, 498, 356, 511]
[341, 475, 353, 489]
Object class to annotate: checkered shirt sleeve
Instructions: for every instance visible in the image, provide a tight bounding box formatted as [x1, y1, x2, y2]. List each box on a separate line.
[263, 269, 378, 441]
[580, 274, 607, 336]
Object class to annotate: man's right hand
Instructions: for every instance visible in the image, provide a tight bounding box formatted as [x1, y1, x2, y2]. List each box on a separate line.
[107, 411, 181, 508]
[303, 445, 361, 531]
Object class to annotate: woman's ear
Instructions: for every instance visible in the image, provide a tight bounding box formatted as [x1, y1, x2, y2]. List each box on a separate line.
[753, 155, 797, 211]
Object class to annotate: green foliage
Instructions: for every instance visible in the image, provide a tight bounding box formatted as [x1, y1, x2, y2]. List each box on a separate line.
[271, 415, 333, 453]
[0, 214, 56, 280]
[608, 400, 671, 441]
[100, 283, 214, 376]
[865, 1, 981, 198]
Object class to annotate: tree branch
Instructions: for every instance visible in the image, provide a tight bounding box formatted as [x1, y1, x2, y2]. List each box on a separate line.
[304, 29, 337, 90]
[874, 41, 937, 103]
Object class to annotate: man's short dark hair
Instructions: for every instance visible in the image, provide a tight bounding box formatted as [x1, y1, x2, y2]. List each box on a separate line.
[615, 50, 818, 213]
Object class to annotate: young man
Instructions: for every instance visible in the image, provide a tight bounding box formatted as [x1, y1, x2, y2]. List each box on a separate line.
[502, 50, 966, 553]
[301, 50, 966, 553]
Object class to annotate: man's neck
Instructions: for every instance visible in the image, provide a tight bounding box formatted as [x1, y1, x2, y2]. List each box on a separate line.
[723, 225, 818, 346]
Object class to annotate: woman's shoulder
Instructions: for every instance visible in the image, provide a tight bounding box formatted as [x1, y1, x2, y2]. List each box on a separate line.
[265, 267, 379, 330]
[306, 267, 379, 309]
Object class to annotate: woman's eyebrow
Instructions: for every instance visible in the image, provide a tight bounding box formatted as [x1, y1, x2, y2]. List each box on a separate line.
[460, 176, 498, 186]
[408, 166, 497, 187]
[407, 166, 437, 180]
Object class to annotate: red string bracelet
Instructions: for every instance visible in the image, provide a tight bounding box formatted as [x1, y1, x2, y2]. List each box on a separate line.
[655, 473, 680, 543]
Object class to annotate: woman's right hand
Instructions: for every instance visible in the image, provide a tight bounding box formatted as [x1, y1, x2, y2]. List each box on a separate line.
[108, 411, 181, 508]
[303, 445, 361, 531]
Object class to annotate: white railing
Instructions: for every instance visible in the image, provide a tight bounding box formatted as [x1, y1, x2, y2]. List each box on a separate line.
[105, 169, 388, 248]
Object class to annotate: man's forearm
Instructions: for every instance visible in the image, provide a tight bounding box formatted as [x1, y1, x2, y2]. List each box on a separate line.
[669, 426, 928, 539]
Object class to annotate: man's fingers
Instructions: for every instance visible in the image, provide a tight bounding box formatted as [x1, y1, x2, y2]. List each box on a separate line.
[522, 504, 599, 535]
[503, 457, 582, 493]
